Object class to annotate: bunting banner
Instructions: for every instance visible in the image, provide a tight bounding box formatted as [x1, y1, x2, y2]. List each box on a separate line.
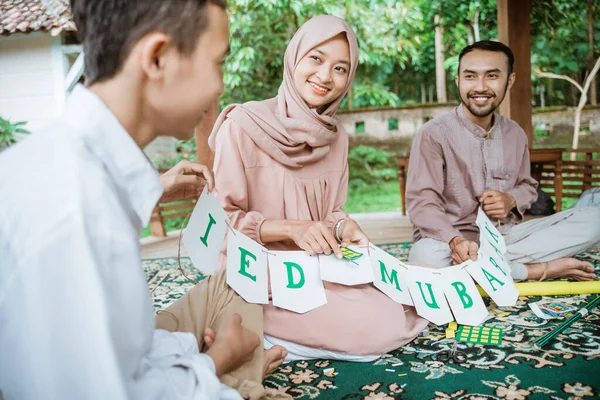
[184, 190, 519, 325]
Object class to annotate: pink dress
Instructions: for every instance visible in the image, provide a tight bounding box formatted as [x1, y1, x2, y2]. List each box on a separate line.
[213, 118, 428, 355]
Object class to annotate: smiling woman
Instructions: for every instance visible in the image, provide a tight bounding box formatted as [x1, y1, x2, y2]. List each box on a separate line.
[206, 15, 427, 363]
[293, 33, 351, 109]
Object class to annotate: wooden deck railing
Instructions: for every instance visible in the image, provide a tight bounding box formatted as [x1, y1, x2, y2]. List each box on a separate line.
[148, 149, 600, 236]
[148, 169, 198, 237]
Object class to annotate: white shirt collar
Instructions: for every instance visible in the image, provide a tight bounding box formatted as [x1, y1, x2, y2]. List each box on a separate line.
[62, 84, 163, 227]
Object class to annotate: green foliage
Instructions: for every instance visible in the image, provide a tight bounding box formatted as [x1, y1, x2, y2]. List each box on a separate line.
[347, 145, 397, 189]
[343, 180, 401, 213]
[0, 117, 29, 148]
[220, 0, 597, 110]
[223, 0, 425, 109]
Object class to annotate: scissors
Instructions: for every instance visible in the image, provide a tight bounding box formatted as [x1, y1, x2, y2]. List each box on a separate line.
[436, 341, 468, 363]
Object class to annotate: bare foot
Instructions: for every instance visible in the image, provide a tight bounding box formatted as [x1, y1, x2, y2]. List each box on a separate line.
[526, 258, 596, 281]
[263, 346, 287, 378]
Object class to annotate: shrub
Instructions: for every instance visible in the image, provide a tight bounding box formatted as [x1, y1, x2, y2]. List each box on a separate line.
[0, 117, 29, 149]
[348, 145, 397, 188]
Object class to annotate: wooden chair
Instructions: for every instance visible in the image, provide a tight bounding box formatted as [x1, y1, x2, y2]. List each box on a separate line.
[148, 169, 198, 237]
[531, 148, 600, 210]
[149, 198, 197, 237]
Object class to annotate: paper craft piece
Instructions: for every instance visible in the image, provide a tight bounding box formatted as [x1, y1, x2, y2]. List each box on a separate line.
[226, 229, 269, 304]
[319, 245, 374, 286]
[441, 264, 489, 326]
[529, 302, 560, 320]
[467, 253, 518, 307]
[405, 265, 453, 326]
[268, 251, 327, 314]
[476, 207, 506, 253]
[456, 325, 503, 346]
[478, 238, 510, 275]
[340, 247, 363, 260]
[182, 187, 229, 275]
[370, 244, 413, 306]
[538, 301, 576, 317]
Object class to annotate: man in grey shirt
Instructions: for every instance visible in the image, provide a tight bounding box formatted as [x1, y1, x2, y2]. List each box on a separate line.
[407, 40, 600, 281]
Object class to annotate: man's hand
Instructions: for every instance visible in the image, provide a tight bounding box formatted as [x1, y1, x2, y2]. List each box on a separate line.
[159, 160, 214, 204]
[479, 189, 516, 220]
[204, 314, 260, 377]
[449, 236, 478, 265]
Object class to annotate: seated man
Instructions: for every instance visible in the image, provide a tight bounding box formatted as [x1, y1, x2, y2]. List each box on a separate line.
[406, 40, 600, 282]
[0, 1, 285, 399]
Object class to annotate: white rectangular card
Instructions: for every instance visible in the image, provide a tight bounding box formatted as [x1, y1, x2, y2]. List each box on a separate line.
[465, 257, 518, 307]
[182, 187, 229, 275]
[268, 251, 327, 314]
[369, 244, 413, 306]
[405, 265, 454, 326]
[319, 245, 374, 286]
[226, 229, 269, 304]
[441, 264, 489, 326]
[476, 207, 507, 254]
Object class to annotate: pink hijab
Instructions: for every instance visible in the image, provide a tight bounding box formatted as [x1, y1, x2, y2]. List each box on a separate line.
[208, 15, 359, 168]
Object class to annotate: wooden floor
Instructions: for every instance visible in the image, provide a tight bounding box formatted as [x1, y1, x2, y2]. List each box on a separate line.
[141, 212, 413, 259]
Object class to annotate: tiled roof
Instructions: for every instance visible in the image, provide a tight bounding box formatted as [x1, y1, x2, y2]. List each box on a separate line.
[0, 0, 75, 36]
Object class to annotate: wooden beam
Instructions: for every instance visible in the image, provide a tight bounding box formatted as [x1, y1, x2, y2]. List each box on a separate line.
[497, 0, 533, 148]
[195, 101, 219, 169]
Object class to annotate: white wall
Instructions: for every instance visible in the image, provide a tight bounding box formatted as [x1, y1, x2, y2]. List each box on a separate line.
[0, 33, 67, 133]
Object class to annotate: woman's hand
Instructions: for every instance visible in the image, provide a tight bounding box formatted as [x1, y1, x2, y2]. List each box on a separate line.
[288, 221, 342, 258]
[338, 219, 369, 247]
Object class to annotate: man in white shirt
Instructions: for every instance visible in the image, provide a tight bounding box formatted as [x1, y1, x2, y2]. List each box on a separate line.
[0, 0, 286, 399]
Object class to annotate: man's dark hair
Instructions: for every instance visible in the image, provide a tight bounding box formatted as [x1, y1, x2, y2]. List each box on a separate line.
[70, 0, 227, 84]
[458, 40, 514, 75]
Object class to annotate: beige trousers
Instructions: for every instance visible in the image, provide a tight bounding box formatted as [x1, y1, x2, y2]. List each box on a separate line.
[156, 270, 291, 400]
[409, 207, 600, 280]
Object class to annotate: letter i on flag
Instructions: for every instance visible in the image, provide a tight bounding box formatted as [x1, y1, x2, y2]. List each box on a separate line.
[226, 228, 269, 304]
[182, 187, 229, 275]
[268, 251, 327, 314]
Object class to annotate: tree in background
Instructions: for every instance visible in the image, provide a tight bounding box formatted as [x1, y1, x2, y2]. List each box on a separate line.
[220, 0, 597, 110]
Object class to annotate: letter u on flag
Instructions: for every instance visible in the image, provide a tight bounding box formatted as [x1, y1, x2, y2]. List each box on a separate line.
[405, 265, 453, 326]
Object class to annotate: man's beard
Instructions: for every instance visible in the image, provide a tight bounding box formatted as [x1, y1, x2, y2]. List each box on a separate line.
[460, 80, 509, 118]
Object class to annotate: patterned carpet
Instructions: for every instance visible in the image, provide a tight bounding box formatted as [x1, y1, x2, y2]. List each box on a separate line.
[143, 244, 600, 400]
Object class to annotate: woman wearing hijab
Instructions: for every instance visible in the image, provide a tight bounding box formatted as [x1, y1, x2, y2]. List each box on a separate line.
[209, 15, 427, 361]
